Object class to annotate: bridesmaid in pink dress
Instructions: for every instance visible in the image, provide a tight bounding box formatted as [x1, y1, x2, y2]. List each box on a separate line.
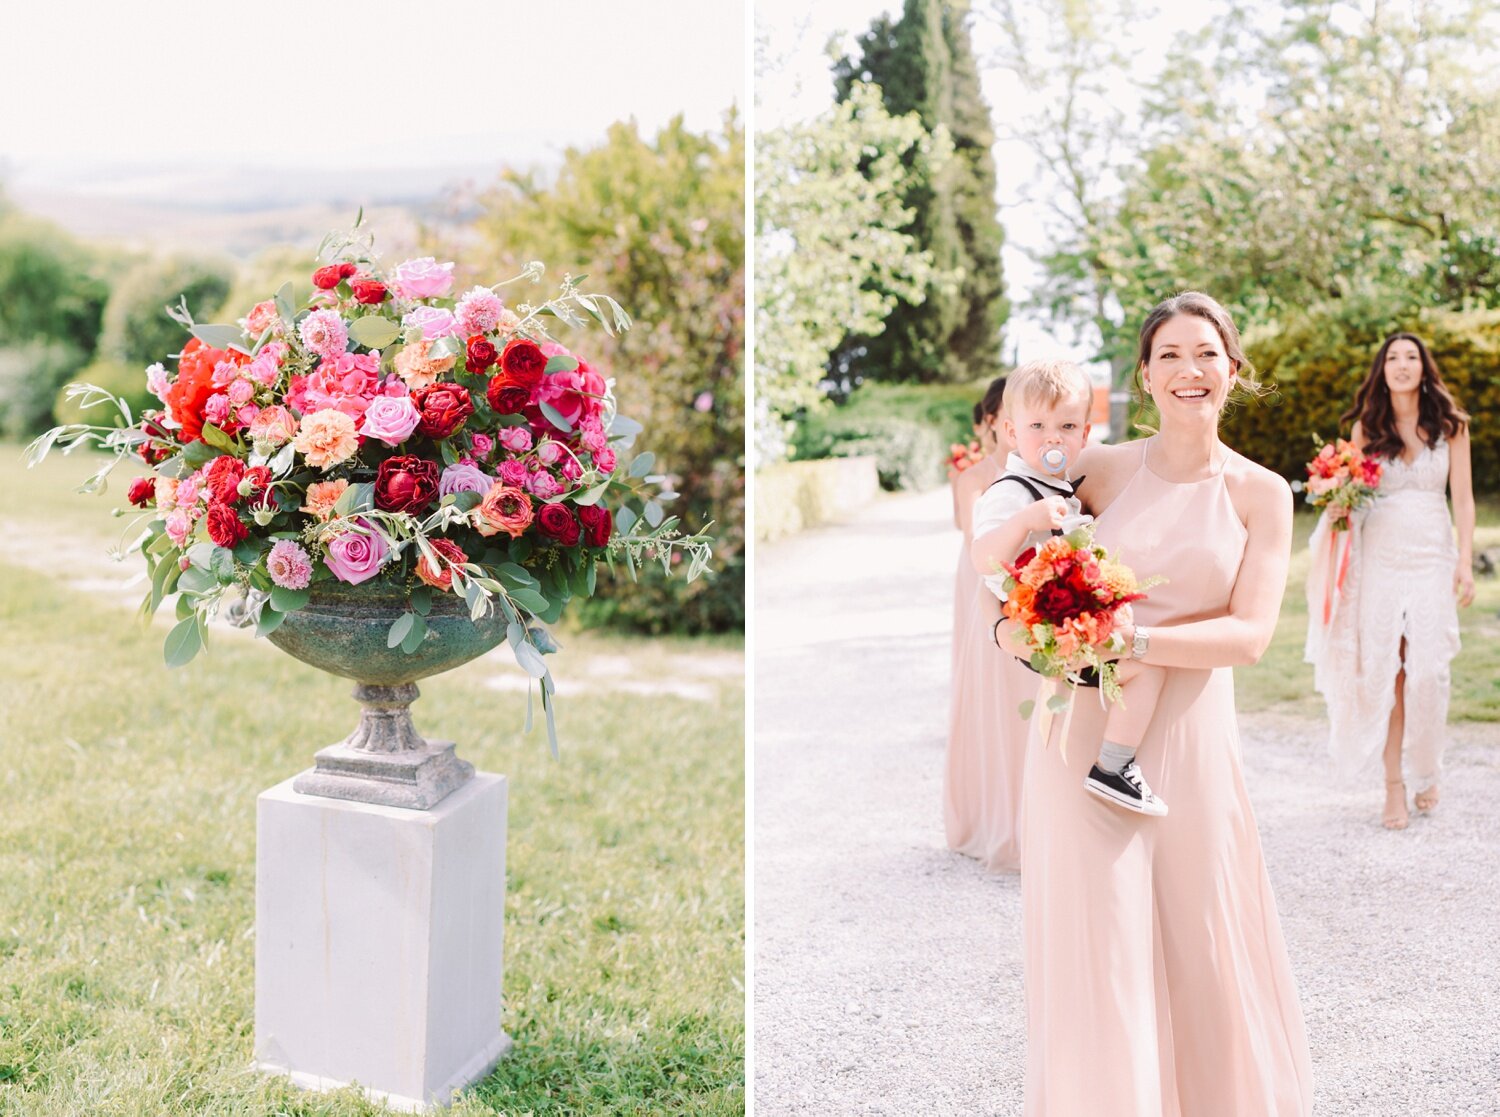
[944, 379, 1033, 871]
[1015, 293, 1313, 1115]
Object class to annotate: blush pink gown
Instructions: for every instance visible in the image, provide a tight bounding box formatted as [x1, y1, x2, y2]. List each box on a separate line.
[944, 455, 1033, 872]
[1021, 444, 1313, 1116]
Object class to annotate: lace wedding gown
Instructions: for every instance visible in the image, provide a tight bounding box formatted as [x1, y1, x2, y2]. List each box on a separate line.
[1306, 441, 1461, 791]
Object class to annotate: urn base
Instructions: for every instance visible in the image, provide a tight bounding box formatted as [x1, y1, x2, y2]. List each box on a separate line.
[293, 738, 474, 811]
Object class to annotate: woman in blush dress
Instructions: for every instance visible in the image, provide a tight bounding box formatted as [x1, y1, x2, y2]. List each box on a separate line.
[1307, 333, 1474, 829]
[1014, 292, 1312, 1116]
[944, 377, 1032, 872]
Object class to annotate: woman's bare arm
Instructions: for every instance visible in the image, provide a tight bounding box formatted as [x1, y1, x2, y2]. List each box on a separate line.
[1449, 426, 1476, 606]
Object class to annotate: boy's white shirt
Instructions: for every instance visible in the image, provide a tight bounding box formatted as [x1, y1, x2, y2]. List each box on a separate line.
[971, 451, 1093, 601]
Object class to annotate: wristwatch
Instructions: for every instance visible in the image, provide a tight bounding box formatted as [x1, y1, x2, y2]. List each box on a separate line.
[1132, 626, 1151, 661]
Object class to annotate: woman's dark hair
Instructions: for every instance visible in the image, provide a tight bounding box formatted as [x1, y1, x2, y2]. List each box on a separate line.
[979, 376, 1006, 421]
[1341, 333, 1468, 458]
[971, 401, 984, 426]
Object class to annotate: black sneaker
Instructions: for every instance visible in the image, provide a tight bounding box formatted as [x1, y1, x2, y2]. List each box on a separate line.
[1085, 761, 1168, 816]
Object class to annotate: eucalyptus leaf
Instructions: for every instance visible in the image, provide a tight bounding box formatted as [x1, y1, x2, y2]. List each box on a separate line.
[400, 613, 427, 654]
[543, 354, 579, 374]
[512, 640, 547, 679]
[609, 416, 644, 438]
[1046, 693, 1072, 715]
[387, 612, 415, 649]
[615, 505, 638, 534]
[629, 452, 655, 478]
[409, 585, 432, 616]
[643, 500, 664, 528]
[1018, 699, 1036, 721]
[163, 616, 203, 669]
[256, 607, 288, 638]
[448, 490, 482, 513]
[571, 481, 609, 508]
[348, 316, 400, 349]
[586, 561, 597, 595]
[506, 621, 526, 648]
[270, 584, 311, 613]
[541, 683, 559, 758]
[201, 424, 238, 455]
[190, 324, 246, 350]
[180, 441, 218, 467]
[209, 546, 236, 583]
[538, 401, 573, 432]
[178, 567, 216, 595]
[427, 335, 463, 359]
[508, 587, 549, 614]
[274, 282, 296, 329]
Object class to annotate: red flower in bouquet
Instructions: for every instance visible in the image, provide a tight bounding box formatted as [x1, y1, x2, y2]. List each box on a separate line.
[374, 456, 440, 514]
[127, 476, 156, 508]
[206, 455, 247, 505]
[205, 501, 249, 548]
[412, 383, 474, 439]
[500, 338, 547, 385]
[350, 276, 387, 305]
[1303, 437, 1381, 530]
[166, 338, 227, 444]
[313, 262, 358, 290]
[537, 502, 581, 546]
[946, 440, 986, 478]
[465, 335, 499, 374]
[415, 538, 467, 591]
[577, 505, 612, 548]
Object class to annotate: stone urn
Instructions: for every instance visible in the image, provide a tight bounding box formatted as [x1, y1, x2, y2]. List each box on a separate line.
[267, 580, 508, 810]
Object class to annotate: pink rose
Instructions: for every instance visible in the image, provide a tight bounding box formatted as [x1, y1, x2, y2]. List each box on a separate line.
[497, 429, 530, 457]
[497, 459, 527, 486]
[439, 462, 493, 498]
[249, 405, 297, 449]
[390, 257, 455, 300]
[245, 300, 279, 337]
[164, 509, 191, 547]
[203, 394, 231, 427]
[236, 404, 260, 427]
[526, 471, 563, 500]
[579, 419, 607, 453]
[560, 457, 582, 482]
[470, 432, 494, 458]
[228, 378, 254, 405]
[247, 353, 280, 386]
[359, 395, 422, 446]
[595, 447, 617, 474]
[536, 439, 566, 466]
[403, 305, 459, 341]
[324, 518, 390, 585]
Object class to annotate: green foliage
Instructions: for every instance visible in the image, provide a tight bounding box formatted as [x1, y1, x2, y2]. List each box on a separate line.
[477, 115, 744, 634]
[0, 341, 86, 439]
[51, 358, 154, 428]
[793, 414, 948, 492]
[756, 82, 946, 459]
[99, 255, 234, 366]
[1222, 305, 1500, 493]
[755, 458, 882, 542]
[833, 0, 1008, 384]
[0, 212, 108, 356]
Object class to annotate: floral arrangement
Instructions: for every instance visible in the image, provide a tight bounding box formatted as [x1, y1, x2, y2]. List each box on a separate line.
[27, 223, 712, 744]
[1302, 436, 1382, 531]
[999, 527, 1157, 710]
[947, 440, 986, 478]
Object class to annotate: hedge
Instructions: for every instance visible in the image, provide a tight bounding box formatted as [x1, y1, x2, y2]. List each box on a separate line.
[755, 456, 881, 542]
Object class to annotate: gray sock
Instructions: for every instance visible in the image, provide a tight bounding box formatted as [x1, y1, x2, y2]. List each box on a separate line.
[1098, 740, 1136, 774]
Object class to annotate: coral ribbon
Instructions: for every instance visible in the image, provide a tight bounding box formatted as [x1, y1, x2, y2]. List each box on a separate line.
[1322, 526, 1354, 626]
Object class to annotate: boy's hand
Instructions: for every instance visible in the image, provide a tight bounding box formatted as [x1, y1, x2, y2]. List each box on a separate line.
[1026, 495, 1069, 532]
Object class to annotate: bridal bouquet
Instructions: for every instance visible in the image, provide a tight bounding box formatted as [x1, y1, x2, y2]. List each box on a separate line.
[946, 440, 985, 478]
[26, 223, 712, 724]
[1302, 436, 1382, 530]
[999, 527, 1158, 712]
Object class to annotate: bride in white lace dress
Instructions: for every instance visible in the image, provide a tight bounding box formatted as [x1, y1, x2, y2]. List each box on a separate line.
[1307, 333, 1476, 829]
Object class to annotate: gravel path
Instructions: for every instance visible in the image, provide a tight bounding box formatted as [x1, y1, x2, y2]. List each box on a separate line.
[753, 486, 1500, 1116]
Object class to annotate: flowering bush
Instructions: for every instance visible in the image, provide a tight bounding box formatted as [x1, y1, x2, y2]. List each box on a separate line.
[946, 439, 985, 478]
[28, 224, 712, 744]
[999, 527, 1159, 708]
[1301, 435, 1382, 530]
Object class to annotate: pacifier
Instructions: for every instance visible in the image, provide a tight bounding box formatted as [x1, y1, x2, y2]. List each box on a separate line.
[1040, 446, 1069, 474]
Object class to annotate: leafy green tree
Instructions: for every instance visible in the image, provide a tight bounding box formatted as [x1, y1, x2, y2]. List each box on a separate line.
[756, 81, 948, 459]
[476, 115, 744, 633]
[834, 0, 1008, 383]
[99, 255, 234, 367]
[0, 212, 109, 356]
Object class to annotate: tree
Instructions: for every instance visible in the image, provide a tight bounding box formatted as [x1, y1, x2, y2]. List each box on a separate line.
[756, 82, 948, 459]
[476, 115, 744, 633]
[99, 255, 234, 367]
[833, 0, 1008, 384]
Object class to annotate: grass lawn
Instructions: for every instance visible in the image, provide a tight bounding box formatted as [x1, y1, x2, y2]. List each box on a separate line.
[1237, 500, 1500, 722]
[0, 447, 744, 1115]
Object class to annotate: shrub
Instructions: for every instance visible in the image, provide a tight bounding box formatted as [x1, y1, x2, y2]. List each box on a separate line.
[1223, 306, 1500, 492]
[755, 456, 881, 542]
[99, 256, 234, 367]
[0, 341, 86, 439]
[793, 414, 948, 492]
[52, 358, 154, 428]
[0, 213, 109, 356]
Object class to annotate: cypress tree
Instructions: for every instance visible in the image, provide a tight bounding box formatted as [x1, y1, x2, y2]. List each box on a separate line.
[833, 0, 1007, 384]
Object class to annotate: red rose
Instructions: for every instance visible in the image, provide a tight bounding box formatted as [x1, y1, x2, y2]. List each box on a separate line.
[413, 383, 474, 440]
[486, 377, 531, 415]
[1012, 546, 1038, 572]
[206, 455, 247, 505]
[138, 417, 173, 465]
[128, 476, 156, 508]
[499, 338, 546, 388]
[351, 276, 387, 304]
[415, 538, 467, 591]
[205, 501, 249, 548]
[374, 455, 440, 514]
[466, 335, 499, 374]
[312, 265, 344, 290]
[577, 504, 612, 548]
[1035, 580, 1089, 621]
[338, 262, 358, 279]
[242, 464, 272, 496]
[536, 502, 580, 546]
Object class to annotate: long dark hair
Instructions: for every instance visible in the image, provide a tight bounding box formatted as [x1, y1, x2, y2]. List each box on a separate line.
[979, 376, 1006, 421]
[1341, 333, 1468, 459]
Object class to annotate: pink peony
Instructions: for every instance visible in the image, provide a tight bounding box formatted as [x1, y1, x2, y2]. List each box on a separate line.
[267, 540, 313, 589]
[249, 405, 297, 449]
[454, 287, 505, 335]
[578, 418, 607, 453]
[323, 519, 390, 585]
[359, 395, 422, 446]
[534, 366, 605, 430]
[286, 353, 383, 419]
[298, 309, 349, 361]
[439, 462, 493, 498]
[498, 427, 532, 454]
[402, 305, 459, 341]
[245, 300, 280, 337]
[390, 257, 455, 300]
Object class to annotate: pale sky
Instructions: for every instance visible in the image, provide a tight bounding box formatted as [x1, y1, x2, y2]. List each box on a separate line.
[1, 0, 745, 186]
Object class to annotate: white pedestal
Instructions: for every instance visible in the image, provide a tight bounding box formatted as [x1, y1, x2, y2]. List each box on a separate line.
[254, 772, 511, 1112]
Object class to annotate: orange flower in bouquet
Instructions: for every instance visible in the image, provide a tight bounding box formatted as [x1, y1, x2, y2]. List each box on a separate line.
[946, 440, 986, 478]
[1302, 437, 1382, 531]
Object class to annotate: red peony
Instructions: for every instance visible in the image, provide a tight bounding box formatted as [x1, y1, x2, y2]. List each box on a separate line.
[415, 538, 467, 591]
[412, 383, 474, 440]
[205, 501, 249, 548]
[1036, 580, 1090, 621]
[312, 265, 344, 290]
[206, 455, 246, 505]
[536, 502, 580, 546]
[499, 338, 546, 388]
[127, 476, 156, 508]
[167, 338, 228, 444]
[466, 335, 498, 374]
[351, 276, 387, 304]
[577, 504, 612, 548]
[374, 455, 440, 514]
[485, 376, 531, 415]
